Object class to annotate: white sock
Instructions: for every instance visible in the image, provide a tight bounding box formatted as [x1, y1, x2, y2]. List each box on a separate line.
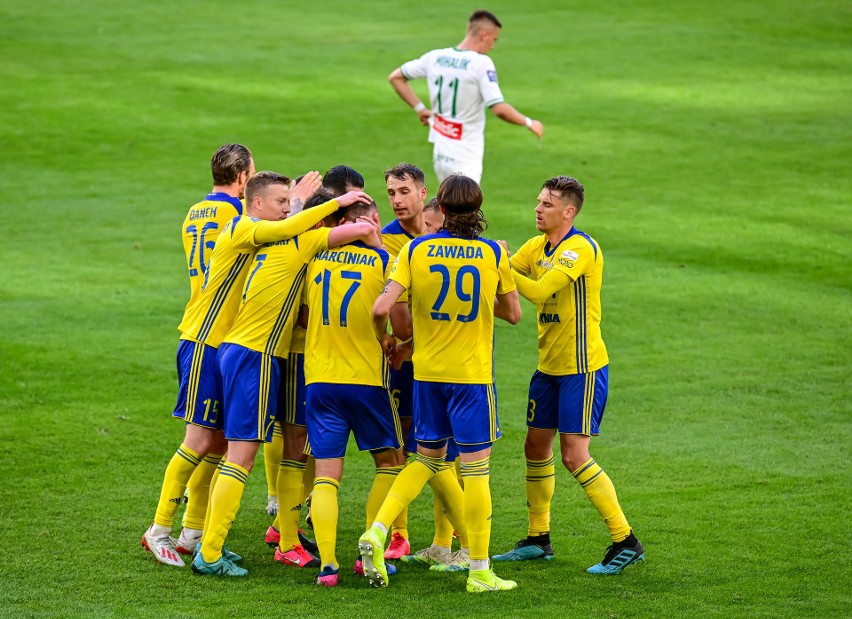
[470, 559, 489, 571]
[371, 522, 388, 536]
[149, 523, 171, 537]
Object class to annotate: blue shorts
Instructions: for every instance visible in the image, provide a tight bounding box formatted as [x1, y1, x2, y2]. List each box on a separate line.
[305, 383, 402, 459]
[413, 381, 500, 449]
[277, 352, 306, 426]
[217, 343, 280, 442]
[389, 361, 414, 418]
[172, 339, 222, 429]
[527, 366, 609, 435]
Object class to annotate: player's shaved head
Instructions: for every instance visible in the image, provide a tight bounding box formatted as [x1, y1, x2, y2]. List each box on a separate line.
[542, 176, 585, 212]
[211, 143, 253, 185]
[468, 9, 502, 33]
[384, 162, 425, 188]
[423, 197, 440, 212]
[245, 171, 290, 205]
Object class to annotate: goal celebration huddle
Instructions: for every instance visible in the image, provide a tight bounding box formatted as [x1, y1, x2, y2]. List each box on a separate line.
[141, 145, 644, 592]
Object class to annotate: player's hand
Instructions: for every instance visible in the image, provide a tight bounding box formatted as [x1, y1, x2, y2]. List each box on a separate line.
[496, 239, 512, 257]
[378, 332, 396, 357]
[356, 212, 382, 237]
[529, 120, 544, 139]
[336, 190, 373, 208]
[356, 218, 383, 248]
[291, 171, 322, 205]
[417, 107, 432, 126]
[388, 339, 413, 370]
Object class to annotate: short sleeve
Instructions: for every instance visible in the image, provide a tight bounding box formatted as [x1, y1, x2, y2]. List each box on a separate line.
[297, 228, 332, 263]
[400, 53, 429, 80]
[496, 246, 517, 294]
[388, 249, 412, 291]
[479, 56, 504, 108]
[386, 255, 409, 302]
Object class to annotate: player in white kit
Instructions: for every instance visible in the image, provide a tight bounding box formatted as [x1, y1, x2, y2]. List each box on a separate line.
[388, 10, 544, 183]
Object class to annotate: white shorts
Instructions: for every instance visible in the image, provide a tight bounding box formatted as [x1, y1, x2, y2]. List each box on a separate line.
[432, 148, 483, 185]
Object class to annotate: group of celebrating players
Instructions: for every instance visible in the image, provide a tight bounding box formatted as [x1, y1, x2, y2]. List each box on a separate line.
[141, 7, 643, 594]
[140, 143, 644, 593]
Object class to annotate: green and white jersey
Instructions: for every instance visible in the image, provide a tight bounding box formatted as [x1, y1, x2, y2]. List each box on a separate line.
[401, 47, 505, 160]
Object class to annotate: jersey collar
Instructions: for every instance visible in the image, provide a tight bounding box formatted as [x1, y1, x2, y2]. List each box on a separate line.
[205, 192, 243, 215]
[544, 227, 577, 256]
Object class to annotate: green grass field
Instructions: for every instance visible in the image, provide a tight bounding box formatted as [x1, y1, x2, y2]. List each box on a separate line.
[1, 0, 850, 617]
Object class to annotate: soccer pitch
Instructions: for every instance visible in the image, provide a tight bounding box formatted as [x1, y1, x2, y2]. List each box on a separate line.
[1, 0, 850, 617]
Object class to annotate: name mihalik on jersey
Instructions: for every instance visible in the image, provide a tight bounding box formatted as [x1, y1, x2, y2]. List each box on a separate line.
[315, 249, 378, 267]
[188, 206, 218, 221]
[426, 244, 485, 259]
[435, 56, 471, 70]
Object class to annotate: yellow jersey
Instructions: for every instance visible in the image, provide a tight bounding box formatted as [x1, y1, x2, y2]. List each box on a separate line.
[381, 219, 417, 257]
[304, 242, 392, 387]
[390, 231, 515, 384]
[289, 325, 306, 355]
[181, 192, 243, 301]
[178, 198, 343, 348]
[223, 228, 332, 357]
[510, 228, 608, 375]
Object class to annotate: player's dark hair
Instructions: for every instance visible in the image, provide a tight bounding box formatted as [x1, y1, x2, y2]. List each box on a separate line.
[438, 175, 488, 239]
[542, 176, 585, 212]
[384, 162, 425, 187]
[341, 199, 378, 223]
[245, 171, 290, 205]
[304, 188, 336, 210]
[211, 143, 252, 186]
[468, 9, 502, 30]
[323, 165, 365, 197]
[423, 197, 440, 212]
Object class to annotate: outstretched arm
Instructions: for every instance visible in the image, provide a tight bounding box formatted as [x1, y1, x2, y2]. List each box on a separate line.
[490, 102, 544, 139]
[389, 68, 431, 126]
[252, 191, 373, 244]
[373, 280, 407, 355]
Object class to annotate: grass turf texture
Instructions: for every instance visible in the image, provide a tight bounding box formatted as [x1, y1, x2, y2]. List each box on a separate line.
[1, 0, 850, 617]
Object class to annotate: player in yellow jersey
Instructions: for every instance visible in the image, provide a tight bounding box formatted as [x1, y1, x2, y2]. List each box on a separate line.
[379, 162, 429, 560]
[141, 168, 337, 567]
[142, 144, 255, 566]
[358, 174, 522, 593]
[263, 167, 366, 549]
[492, 176, 644, 574]
[298, 198, 407, 587]
[192, 184, 381, 577]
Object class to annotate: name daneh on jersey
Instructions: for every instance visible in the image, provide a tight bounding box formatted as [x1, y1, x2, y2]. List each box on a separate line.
[223, 228, 332, 358]
[181, 193, 244, 301]
[510, 228, 608, 375]
[390, 231, 516, 384]
[400, 47, 505, 159]
[304, 242, 392, 388]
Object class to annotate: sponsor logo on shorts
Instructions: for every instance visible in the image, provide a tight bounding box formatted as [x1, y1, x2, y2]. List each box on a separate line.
[433, 114, 463, 140]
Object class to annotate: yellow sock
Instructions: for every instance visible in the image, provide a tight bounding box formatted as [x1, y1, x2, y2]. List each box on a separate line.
[200, 461, 249, 563]
[526, 456, 555, 537]
[572, 458, 631, 542]
[182, 453, 223, 530]
[301, 456, 315, 504]
[460, 458, 491, 562]
[199, 458, 223, 548]
[312, 477, 339, 569]
[373, 454, 443, 529]
[277, 459, 306, 549]
[153, 444, 201, 528]
[432, 496, 454, 548]
[367, 465, 402, 530]
[264, 424, 284, 498]
[429, 464, 466, 547]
